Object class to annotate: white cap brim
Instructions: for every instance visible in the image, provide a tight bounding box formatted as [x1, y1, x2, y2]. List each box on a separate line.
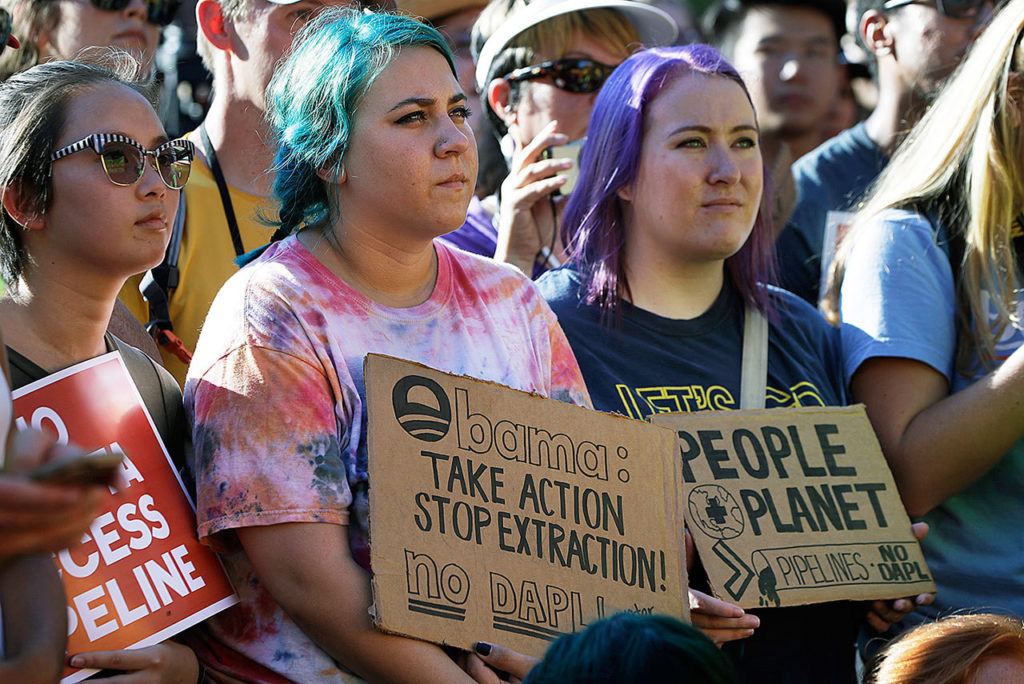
[475, 0, 677, 92]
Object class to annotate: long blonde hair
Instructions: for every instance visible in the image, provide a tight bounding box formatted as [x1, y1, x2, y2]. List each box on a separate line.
[823, 0, 1024, 374]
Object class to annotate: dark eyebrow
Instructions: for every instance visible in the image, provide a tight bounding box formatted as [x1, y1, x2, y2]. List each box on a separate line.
[666, 124, 759, 139]
[388, 93, 467, 113]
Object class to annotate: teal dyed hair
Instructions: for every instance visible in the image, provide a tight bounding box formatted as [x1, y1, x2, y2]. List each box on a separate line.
[268, 8, 455, 234]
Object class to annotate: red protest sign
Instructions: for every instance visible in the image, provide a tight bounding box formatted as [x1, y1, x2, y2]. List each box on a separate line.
[12, 352, 236, 683]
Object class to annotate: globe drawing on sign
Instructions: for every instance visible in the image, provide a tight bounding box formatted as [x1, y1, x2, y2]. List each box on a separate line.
[688, 485, 745, 540]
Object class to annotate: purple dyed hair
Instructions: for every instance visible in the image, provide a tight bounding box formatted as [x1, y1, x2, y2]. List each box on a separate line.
[561, 44, 777, 319]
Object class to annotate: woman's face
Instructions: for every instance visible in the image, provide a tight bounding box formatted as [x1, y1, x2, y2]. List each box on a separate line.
[620, 73, 763, 266]
[44, 0, 159, 70]
[339, 45, 477, 243]
[40, 82, 176, 280]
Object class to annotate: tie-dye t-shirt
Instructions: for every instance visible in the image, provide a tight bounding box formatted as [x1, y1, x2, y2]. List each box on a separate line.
[185, 236, 590, 683]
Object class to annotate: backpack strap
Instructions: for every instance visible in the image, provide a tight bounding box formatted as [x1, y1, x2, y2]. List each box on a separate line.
[140, 194, 193, 365]
[740, 305, 769, 410]
[109, 334, 189, 475]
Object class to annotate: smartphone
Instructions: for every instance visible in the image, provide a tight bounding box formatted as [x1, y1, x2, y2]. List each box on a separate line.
[29, 450, 123, 486]
[544, 137, 585, 196]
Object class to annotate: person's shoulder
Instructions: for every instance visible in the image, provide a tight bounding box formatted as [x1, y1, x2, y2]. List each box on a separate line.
[223, 237, 313, 296]
[109, 334, 183, 404]
[536, 266, 587, 311]
[439, 241, 537, 293]
[794, 124, 876, 172]
[765, 285, 833, 336]
[792, 124, 881, 192]
[201, 239, 324, 344]
[859, 208, 943, 250]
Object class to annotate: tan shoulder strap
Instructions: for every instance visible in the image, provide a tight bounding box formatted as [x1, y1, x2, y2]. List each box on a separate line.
[740, 305, 768, 410]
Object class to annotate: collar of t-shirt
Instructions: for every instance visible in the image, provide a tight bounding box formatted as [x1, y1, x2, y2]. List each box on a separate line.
[564, 266, 738, 338]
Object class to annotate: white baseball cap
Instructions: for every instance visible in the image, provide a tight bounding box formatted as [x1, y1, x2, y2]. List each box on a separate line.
[474, 0, 678, 92]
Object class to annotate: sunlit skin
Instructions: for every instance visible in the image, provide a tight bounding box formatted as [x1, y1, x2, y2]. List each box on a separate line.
[226, 0, 348, 112]
[43, 0, 159, 69]
[337, 46, 477, 244]
[29, 83, 176, 283]
[197, 0, 357, 196]
[0, 83, 198, 683]
[969, 655, 1024, 683]
[881, 2, 995, 98]
[621, 73, 763, 274]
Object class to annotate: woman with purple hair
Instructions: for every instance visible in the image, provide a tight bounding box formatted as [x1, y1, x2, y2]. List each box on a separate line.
[534, 44, 896, 682]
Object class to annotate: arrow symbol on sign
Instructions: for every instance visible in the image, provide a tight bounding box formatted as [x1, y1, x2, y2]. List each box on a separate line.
[712, 541, 755, 601]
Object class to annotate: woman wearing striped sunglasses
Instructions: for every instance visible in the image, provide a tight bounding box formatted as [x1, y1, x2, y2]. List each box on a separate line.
[0, 56, 205, 684]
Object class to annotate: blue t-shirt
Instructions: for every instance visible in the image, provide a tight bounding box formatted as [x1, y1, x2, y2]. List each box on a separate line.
[841, 208, 1024, 622]
[538, 266, 859, 684]
[777, 123, 888, 304]
[538, 268, 848, 417]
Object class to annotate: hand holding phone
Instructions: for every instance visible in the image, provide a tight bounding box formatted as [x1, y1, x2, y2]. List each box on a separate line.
[28, 449, 123, 487]
[0, 430, 110, 560]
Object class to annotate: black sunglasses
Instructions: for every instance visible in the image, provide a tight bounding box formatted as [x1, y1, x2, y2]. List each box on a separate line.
[504, 58, 615, 94]
[882, 0, 993, 19]
[90, 0, 182, 27]
[51, 133, 195, 190]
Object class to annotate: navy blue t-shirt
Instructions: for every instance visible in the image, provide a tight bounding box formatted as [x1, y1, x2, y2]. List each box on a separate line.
[538, 266, 859, 684]
[776, 123, 888, 305]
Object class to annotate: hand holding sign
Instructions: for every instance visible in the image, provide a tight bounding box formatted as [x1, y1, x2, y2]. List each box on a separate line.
[688, 589, 759, 646]
[12, 353, 237, 683]
[652, 406, 935, 609]
[68, 641, 200, 684]
[866, 522, 935, 633]
[465, 642, 538, 684]
[367, 355, 689, 658]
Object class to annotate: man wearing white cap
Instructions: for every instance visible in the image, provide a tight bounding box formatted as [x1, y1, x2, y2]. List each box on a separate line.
[440, 0, 677, 276]
[118, 0, 389, 386]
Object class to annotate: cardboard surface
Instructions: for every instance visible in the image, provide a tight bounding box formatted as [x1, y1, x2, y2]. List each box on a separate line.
[366, 354, 688, 657]
[12, 353, 238, 683]
[651, 406, 935, 609]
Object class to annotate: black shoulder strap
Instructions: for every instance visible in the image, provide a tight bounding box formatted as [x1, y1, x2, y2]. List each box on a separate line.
[141, 193, 185, 331]
[109, 335, 188, 472]
[198, 123, 244, 258]
[109, 335, 169, 434]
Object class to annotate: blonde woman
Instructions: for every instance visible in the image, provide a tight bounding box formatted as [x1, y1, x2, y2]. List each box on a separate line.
[824, 0, 1024, 624]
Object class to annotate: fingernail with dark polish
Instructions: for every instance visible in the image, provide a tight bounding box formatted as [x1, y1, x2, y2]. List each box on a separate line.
[474, 642, 492, 656]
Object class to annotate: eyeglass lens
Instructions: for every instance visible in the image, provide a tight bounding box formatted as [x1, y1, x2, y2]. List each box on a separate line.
[557, 61, 609, 93]
[99, 142, 191, 189]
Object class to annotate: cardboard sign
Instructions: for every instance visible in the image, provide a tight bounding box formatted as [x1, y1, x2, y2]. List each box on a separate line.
[366, 355, 688, 657]
[651, 406, 934, 609]
[12, 353, 237, 683]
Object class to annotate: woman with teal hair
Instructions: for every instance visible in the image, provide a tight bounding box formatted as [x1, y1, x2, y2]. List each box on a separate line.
[185, 8, 589, 682]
